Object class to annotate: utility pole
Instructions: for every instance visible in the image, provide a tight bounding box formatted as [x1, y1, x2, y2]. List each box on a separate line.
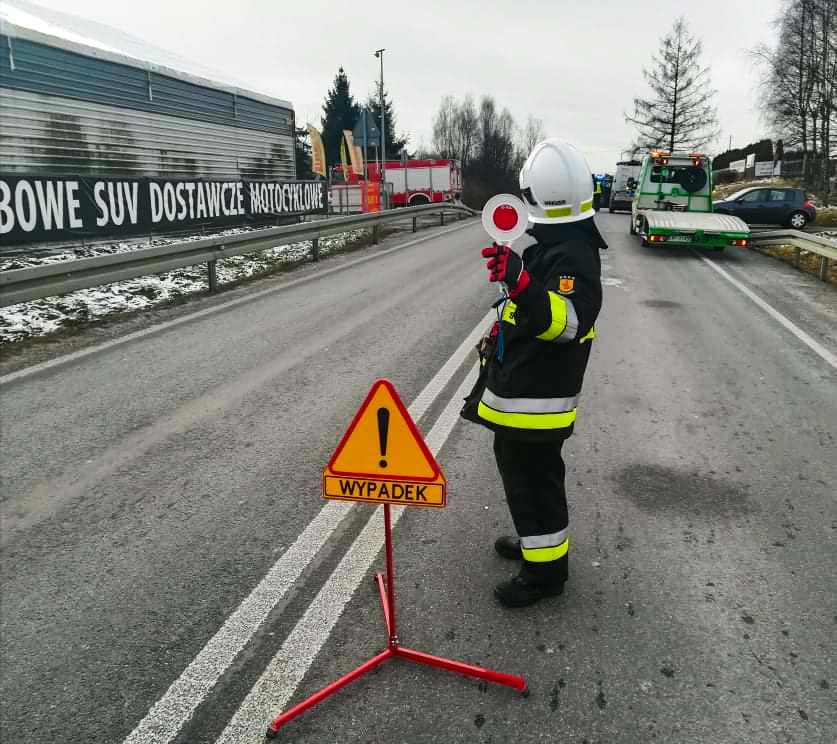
[375, 48, 386, 208]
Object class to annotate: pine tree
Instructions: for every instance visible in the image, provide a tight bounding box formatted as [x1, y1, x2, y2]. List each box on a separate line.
[321, 67, 359, 170]
[626, 18, 719, 152]
[367, 88, 408, 157]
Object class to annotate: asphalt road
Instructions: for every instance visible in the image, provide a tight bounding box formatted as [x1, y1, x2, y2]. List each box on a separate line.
[1, 212, 835, 744]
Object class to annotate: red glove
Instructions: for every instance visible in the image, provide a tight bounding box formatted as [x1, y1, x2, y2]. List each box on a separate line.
[481, 244, 530, 298]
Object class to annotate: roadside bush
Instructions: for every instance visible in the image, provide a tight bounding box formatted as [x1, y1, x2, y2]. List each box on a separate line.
[714, 169, 739, 185]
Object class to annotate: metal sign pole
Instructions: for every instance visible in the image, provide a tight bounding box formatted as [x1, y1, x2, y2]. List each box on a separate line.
[265, 379, 527, 740]
[362, 109, 368, 182]
[265, 500, 526, 739]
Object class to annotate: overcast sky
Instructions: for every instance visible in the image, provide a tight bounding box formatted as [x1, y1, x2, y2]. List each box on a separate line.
[22, 0, 784, 172]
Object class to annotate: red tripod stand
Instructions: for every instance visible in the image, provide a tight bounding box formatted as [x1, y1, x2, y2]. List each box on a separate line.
[265, 504, 527, 738]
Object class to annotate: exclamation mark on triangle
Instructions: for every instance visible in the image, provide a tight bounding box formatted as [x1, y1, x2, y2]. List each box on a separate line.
[377, 407, 389, 469]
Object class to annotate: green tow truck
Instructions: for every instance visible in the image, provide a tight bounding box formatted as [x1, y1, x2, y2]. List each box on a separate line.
[630, 150, 750, 251]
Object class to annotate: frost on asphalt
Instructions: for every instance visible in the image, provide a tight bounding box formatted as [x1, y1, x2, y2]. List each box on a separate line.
[0, 228, 367, 343]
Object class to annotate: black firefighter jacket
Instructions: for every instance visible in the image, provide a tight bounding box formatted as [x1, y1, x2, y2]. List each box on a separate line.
[462, 224, 604, 442]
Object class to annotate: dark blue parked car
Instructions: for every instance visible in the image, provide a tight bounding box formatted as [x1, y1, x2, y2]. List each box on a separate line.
[713, 187, 816, 229]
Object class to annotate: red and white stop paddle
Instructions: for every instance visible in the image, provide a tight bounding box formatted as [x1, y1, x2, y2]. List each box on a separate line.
[481, 194, 529, 245]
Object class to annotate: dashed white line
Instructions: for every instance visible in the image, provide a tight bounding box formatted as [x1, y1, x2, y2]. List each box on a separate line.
[215, 363, 479, 743]
[697, 253, 837, 370]
[122, 314, 490, 744]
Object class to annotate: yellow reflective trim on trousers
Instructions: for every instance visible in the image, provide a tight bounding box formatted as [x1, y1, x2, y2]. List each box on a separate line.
[579, 325, 596, 343]
[544, 206, 572, 218]
[521, 538, 570, 563]
[536, 292, 569, 341]
[477, 401, 577, 430]
[501, 301, 517, 325]
[580, 199, 593, 213]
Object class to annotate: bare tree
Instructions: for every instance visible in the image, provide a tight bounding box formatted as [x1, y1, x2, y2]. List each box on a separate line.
[452, 95, 479, 170]
[429, 94, 522, 207]
[626, 17, 719, 152]
[431, 95, 457, 159]
[521, 116, 546, 154]
[759, 0, 836, 196]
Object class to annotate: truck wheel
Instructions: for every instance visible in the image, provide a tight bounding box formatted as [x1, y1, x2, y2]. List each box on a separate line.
[640, 220, 651, 246]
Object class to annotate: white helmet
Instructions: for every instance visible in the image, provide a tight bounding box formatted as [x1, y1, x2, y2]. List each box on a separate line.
[519, 138, 594, 224]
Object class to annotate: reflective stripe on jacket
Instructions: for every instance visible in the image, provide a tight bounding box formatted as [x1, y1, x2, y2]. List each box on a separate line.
[472, 237, 602, 441]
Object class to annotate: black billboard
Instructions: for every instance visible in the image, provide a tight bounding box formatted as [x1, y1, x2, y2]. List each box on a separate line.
[0, 175, 328, 245]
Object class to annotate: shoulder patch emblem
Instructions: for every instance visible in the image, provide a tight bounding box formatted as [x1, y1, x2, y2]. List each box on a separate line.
[558, 276, 575, 294]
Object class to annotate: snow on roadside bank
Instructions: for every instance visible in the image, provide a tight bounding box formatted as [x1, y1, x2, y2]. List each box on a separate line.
[0, 228, 368, 343]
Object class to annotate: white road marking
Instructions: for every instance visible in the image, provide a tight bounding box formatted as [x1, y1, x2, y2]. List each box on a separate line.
[215, 363, 479, 743]
[698, 254, 837, 370]
[121, 314, 490, 744]
[0, 221, 477, 387]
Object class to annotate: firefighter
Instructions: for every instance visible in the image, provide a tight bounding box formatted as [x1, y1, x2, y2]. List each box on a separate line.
[462, 139, 605, 608]
[592, 174, 603, 211]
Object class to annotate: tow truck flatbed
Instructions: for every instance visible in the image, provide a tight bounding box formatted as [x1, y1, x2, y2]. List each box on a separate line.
[631, 151, 751, 250]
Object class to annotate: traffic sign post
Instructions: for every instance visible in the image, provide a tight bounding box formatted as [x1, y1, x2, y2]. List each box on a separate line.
[265, 379, 527, 739]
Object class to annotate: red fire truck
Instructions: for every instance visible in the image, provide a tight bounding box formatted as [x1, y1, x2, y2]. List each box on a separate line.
[332, 159, 462, 207]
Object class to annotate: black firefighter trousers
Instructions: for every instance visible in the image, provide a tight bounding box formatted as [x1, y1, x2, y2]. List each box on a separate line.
[493, 434, 569, 585]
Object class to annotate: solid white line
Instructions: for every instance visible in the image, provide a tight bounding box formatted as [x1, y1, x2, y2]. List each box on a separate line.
[215, 363, 479, 744]
[121, 316, 489, 744]
[697, 254, 837, 370]
[0, 220, 477, 387]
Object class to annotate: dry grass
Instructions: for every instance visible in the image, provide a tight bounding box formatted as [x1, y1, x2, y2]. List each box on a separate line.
[815, 207, 837, 227]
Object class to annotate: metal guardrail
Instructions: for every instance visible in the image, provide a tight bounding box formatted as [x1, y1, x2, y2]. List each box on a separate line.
[0, 203, 478, 308]
[748, 229, 836, 281]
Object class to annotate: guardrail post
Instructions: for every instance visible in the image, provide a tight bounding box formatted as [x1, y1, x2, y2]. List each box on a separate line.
[440, 212, 445, 226]
[412, 216, 417, 232]
[794, 246, 801, 267]
[312, 237, 320, 263]
[818, 255, 829, 281]
[372, 225, 379, 245]
[207, 259, 219, 292]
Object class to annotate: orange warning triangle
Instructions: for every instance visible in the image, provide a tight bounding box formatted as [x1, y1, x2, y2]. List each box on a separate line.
[328, 379, 441, 481]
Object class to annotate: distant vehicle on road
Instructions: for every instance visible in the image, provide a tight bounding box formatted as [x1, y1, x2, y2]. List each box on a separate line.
[334, 159, 462, 208]
[609, 160, 642, 212]
[630, 150, 750, 250]
[713, 187, 816, 229]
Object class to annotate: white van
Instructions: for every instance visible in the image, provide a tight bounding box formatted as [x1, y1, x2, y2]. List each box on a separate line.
[609, 160, 642, 212]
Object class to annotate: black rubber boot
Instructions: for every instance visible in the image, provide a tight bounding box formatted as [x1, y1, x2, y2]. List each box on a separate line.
[494, 535, 523, 560]
[494, 563, 565, 608]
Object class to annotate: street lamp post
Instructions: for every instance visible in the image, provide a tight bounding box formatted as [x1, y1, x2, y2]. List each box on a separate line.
[374, 48, 386, 208]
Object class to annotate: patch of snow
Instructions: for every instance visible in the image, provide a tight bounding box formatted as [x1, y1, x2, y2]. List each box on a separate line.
[0, 228, 368, 343]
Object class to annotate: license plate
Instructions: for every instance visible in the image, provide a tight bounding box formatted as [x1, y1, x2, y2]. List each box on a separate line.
[667, 235, 692, 242]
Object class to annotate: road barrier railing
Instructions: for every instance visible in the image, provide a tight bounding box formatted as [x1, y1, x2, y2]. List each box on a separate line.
[749, 229, 836, 281]
[0, 203, 478, 308]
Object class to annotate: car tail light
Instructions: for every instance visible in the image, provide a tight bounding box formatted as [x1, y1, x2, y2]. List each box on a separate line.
[648, 234, 667, 242]
[730, 238, 749, 247]
[803, 200, 814, 210]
